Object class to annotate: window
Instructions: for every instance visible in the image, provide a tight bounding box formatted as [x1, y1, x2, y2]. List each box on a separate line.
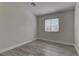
[45, 18, 59, 32]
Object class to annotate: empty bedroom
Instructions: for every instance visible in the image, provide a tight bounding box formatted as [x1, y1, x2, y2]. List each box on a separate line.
[0, 2, 79, 56]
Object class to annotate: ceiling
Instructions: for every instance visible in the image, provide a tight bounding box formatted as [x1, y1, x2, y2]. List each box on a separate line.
[0, 2, 75, 16]
[25, 2, 76, 16]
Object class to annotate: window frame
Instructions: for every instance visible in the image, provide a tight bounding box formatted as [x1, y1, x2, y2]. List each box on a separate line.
[45, 18, 59, 32]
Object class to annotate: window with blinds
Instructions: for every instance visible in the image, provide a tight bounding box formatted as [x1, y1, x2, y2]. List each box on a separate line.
[45, 18, 59, 32]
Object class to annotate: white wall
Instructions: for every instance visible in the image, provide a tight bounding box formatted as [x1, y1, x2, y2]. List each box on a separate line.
[75, 2, 79, 55]
[0, 3, 36, 52]
[37, 10, 74, 45]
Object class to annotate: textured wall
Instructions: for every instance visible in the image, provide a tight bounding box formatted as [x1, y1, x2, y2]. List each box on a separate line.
[75, 2, 79, 55]
[0, 3, 36, 51]
[37, 10, 74, 45]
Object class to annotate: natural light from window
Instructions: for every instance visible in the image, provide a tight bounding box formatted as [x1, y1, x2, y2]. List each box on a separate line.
[45, 18, 59, 32]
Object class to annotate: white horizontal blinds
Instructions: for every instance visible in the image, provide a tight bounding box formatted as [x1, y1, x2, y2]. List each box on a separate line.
[45, 19, 51, 32]
[45, 18, 59, 32]
[51, 18, 59, 32]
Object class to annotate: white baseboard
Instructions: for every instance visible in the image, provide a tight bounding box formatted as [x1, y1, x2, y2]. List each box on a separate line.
[37, 38, 74, 46]
[0, 38, 74, 54]
[0, 39, 36, 54]
[74, 45, 79, 55]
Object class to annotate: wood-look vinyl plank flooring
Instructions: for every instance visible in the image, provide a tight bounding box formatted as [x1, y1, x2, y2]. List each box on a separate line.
[0, 40, 77, 56]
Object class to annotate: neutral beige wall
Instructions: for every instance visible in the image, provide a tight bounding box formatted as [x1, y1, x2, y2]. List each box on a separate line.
[0, 3, 36, 51]
[37, 10, 74, 45]
[75, 2, 79, 55]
